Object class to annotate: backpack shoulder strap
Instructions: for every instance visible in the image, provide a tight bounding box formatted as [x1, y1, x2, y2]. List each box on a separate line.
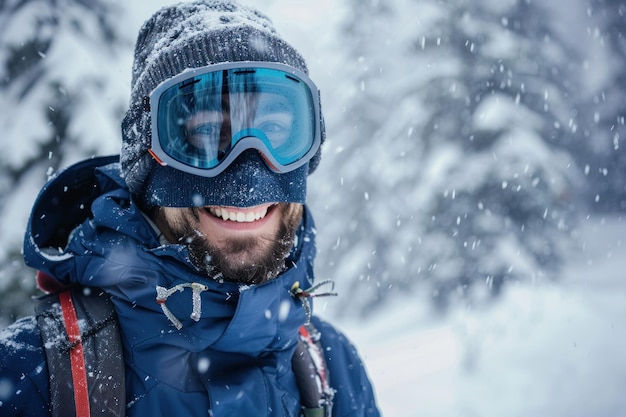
[292, 322, 336, 417]
[35, 287, 125, 417]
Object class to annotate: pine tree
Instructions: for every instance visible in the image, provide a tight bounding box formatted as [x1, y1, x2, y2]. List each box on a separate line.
[312, 0, 585, 316]
[0, 0, 128, 324]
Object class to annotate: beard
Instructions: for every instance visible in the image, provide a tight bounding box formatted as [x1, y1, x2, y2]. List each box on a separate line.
[151, 203, 303, 285]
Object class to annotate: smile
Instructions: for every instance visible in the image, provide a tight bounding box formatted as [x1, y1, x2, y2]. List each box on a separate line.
[207, 204, 274, 223]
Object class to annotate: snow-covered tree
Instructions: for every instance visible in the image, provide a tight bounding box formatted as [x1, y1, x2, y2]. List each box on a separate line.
[311, 0, 586, 316]
[575, 0, 626, 212]
[0, 0, 129, 323]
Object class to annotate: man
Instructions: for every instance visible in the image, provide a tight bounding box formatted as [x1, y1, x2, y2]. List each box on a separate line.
[0, 1, 380, 416]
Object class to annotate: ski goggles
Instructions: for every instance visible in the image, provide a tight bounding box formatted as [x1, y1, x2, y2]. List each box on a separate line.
[148, 62, 321, 177]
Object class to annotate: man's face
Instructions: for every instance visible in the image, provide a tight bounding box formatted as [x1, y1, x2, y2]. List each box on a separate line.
[151, 202, 303, 285]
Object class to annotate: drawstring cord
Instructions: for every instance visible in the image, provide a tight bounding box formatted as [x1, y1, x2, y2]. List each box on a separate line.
[156, 282, 209, 330]
[156, 279, 337, 329]
[291, 280, 338, 324]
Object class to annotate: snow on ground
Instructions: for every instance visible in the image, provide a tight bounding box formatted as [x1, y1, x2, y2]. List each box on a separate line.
[333, 216, 626, 417]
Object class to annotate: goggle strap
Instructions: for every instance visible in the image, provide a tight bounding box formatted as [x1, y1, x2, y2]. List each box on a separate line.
[148, 149, 167, 166]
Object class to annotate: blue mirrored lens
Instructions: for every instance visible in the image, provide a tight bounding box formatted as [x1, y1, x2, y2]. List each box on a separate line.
[156, 67, 316, 170]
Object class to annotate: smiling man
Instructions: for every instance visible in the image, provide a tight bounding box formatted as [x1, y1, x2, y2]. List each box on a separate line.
[144, 62, 314, 286]
[0, 1, 380, 417]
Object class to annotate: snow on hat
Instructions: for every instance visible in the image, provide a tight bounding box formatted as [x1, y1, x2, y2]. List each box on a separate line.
[121, 0, 323, 208]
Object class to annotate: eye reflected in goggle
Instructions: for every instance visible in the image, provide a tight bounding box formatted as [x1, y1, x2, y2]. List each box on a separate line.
[183, 110, 229, 163]
[236, 93, 294, 146]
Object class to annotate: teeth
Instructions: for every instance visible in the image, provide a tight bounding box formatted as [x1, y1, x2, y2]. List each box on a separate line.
[208, 206, 269, 223]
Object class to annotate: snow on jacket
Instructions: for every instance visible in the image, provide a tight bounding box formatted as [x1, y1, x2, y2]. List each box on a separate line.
[0, 156, 380, 417]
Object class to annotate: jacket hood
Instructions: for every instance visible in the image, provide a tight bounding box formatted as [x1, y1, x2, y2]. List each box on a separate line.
[23, 156, 320, 413]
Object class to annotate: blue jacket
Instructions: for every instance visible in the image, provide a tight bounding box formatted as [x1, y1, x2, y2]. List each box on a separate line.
[0, 156, 380, 417]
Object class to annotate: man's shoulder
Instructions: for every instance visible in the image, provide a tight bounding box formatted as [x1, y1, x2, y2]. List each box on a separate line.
[311, 316, 381, 417]
[0, 315, 50, 416]
[0, 315, 45, 365]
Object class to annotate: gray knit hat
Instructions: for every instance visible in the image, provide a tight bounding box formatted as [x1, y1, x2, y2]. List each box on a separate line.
[121, 0, 323, 208]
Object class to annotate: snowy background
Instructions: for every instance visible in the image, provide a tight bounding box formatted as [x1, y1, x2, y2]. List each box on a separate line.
[1, 0, 626, 415]
[337, 216, 626, 416]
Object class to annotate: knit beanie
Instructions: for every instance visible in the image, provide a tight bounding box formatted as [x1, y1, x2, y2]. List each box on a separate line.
[121, 0, 324, 208]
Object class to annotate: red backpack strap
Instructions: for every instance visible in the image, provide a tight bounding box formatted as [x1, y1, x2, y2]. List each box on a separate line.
[292, 322, 335, 417]
[59, 291, 91, 417]
[36, 287, 125, 417]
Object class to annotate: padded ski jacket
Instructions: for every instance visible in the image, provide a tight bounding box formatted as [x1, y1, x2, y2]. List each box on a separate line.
[0, 156, 380, 417]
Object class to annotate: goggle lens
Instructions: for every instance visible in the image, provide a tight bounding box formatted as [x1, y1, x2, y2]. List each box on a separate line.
[150, 63, 320, 177]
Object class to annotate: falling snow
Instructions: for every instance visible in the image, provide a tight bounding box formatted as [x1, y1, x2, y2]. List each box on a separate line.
[1, 0, 626, 416]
